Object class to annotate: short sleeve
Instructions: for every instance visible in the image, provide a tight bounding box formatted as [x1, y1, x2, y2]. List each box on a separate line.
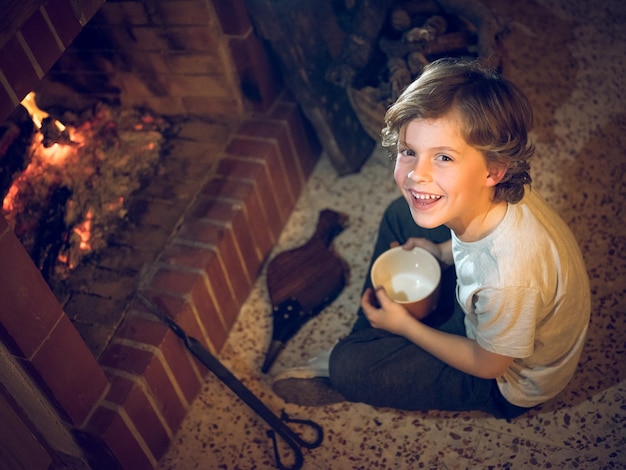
[467, 286, 545, 358]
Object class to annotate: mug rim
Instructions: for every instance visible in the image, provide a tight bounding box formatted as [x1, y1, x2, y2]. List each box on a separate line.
[370, 246, 441, 304]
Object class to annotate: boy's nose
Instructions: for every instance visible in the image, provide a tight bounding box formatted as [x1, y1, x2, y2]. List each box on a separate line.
[408, 159, 431, 182]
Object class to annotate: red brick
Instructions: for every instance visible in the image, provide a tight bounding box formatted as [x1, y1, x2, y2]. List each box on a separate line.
[170, 74, 236, 99]
[156, 328, 203, 403]
[0, 227, 64, 358]
[135, 292, 212, 354]
[30, 315, 108, 426]
[20, 9, 63, 74]
[237, 118, 302, 199]
[165, 51, 223, 75]
[216, 157, 283, 241]
[205, 244, 241, 328]
[100, 343, 151, 376]
[0, 85, 16, 123]
[74, 0, 105, 24]
[87, 406, 155, 470]
[104, 375, 171, 461]
[150, 265, 221, 320]
[159, 244, 241, 331]
[206, 321, 228, 353]
[177, 219, 253, 304]
[149, 268, 229, 351]
[226, 137, 293, 223]
[271, 100, 322, 179]
[202, 176, 276, 256]
[164, 23, 222, 50]
[149, 1, 213, 26]
[0, 36, 39, 102]
[226, 204, 265, 280]
[180, 95, 243, 123]
[116, 313, 170, 347]
[100, 344, 187, 440]
[159, 242, 215, 271]
[98, 1, 150, 25]
[191, 196, 263, 277]
[45, 0, 86, 47]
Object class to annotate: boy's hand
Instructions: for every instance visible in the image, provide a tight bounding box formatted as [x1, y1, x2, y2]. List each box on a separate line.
[361, 287, 415, 335]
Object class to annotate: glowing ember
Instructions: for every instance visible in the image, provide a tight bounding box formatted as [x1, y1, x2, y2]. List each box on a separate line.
[1, 92, 168, 281]
[73, 208, 94, 251]
[2, 182, 18, 213]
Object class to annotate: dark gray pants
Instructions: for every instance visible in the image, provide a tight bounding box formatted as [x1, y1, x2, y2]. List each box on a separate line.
[329, 197, 531, 419]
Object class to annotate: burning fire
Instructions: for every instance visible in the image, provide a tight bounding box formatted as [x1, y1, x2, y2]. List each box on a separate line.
[1, 92, 166, 280]
[2, 93, 95, 271]
[3, 93, 81, 212]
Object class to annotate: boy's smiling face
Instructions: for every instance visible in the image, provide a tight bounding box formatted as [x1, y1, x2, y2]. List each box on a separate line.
[394, 113, 507, 241]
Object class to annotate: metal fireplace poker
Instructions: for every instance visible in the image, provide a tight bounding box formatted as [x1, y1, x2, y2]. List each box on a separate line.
[137, 293, 324, 470]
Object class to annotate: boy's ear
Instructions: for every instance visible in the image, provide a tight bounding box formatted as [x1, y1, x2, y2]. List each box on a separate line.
[486, 163, 508, 187]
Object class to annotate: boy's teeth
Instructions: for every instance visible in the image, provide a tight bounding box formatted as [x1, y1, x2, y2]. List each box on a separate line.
[413, 193, 441, 200]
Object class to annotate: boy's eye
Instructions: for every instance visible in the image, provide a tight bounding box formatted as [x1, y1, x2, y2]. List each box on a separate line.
[437, 154, 452, 162]
[399, 148, 415, 157]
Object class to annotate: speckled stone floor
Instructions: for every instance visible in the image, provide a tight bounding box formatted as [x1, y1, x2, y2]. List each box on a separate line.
[157, 0, 626, 468]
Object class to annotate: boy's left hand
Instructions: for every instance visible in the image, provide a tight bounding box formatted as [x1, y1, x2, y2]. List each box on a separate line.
[361, 287, 416, 334]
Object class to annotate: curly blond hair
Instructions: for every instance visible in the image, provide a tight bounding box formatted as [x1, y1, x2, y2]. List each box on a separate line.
[381, 58, 534, 204]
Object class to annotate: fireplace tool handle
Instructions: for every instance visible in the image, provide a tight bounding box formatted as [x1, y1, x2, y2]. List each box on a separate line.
[137, 293, 323, 470]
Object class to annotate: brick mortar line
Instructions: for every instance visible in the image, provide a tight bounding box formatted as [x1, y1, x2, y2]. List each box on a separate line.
[199, 217, 253, 284]
[152, 259, 230, 334]
[168, 238, 242, 321]
[141, 284, 216, 355]
[111, 337, 191, 409]
[15, 32, 44, 79]
[0, 69, 19, 106]
[39, 6, 66, 51]
[233, 133, 295, 201]
[233, 153, 286, 222]
[102, 366, 174, 440]
[274, 108, 307, 186]
[201, 196, 265, 261]
[127, 311, 206, 384]
[99, 399, 158, 468]
[216, 163, 277, 244]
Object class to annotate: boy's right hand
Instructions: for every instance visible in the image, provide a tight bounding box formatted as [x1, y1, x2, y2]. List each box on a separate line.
[361, 287, 416, 335]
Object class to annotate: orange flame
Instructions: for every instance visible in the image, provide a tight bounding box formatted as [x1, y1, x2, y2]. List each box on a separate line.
[21, 92, 65, 133]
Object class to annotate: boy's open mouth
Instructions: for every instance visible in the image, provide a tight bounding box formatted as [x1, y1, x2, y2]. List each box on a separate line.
[410, 191, 443, 208]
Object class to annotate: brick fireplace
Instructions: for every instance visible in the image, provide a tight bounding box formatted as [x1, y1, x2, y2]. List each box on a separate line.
[0, 0, 320, 468]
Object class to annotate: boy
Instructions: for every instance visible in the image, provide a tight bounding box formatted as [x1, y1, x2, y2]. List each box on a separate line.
[272, 58, 590, 419]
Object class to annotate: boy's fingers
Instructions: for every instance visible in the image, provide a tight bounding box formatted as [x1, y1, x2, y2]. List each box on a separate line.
[360, 288, 376, 309]
[373, 286, 392, 308]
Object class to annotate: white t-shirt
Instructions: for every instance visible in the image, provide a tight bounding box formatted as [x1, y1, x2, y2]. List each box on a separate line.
[452, 188, 590, 407]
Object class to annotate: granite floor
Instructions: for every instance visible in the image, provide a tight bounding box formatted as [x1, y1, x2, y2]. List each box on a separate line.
[157, 0, 626, 468]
